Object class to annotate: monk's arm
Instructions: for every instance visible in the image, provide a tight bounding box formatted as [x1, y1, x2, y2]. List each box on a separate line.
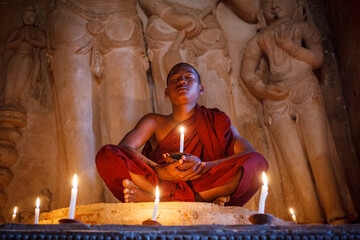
[204, 124, 256, 168]
[118, 114, 159, 169]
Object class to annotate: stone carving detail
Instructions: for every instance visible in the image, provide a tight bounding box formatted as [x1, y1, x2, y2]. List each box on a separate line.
[0, 6, 46, 223]
[1, 6, 46, 112]
[240, 0, 357, 224]
[48, 0, 151, 205]
[138, 0, 236, 119]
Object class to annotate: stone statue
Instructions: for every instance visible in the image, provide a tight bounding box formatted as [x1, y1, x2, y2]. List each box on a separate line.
[1, 6, 46, 111]
[48, 0, 151, 205]
[240, 0, 356, 224]
[138, 0, 242, 119]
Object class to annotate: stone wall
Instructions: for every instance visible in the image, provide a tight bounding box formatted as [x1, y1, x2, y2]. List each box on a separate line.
[314, 0, 360, 217]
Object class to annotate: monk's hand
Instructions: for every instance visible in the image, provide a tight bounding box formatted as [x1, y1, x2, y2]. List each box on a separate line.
[155, 159, 188, 181]
[177, 154, 200, 171]
[162, 153, 177, 164]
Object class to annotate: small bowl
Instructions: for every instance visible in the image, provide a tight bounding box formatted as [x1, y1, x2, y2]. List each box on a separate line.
[142, 219, 162, 226]
[59, 218, 84, 224]
[249, 213, 274, 225]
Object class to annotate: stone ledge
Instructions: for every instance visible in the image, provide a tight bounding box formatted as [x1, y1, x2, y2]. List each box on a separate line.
[0, 224, 359, 240]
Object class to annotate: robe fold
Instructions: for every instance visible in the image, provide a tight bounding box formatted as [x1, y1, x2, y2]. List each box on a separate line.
[96, 105, 268, 206]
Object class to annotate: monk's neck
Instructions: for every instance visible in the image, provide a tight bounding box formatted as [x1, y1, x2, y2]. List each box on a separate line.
[171, 104, 196, 123]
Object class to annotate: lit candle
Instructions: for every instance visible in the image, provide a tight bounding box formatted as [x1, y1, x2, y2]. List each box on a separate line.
[151, 186, 160, 221]
[290, 208, 297, 223]
[179, 126, 184, 153]
[34, 197, 40, 224]
[258, 172, 268, 214]
[11, 206, 17, 222]
[69, 174, 78, 219]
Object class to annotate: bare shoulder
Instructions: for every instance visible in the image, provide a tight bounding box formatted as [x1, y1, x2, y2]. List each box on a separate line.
[139, 113, 168, 126]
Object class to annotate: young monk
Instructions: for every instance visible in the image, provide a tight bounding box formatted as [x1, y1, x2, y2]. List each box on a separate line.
[96, 62, 268, 206]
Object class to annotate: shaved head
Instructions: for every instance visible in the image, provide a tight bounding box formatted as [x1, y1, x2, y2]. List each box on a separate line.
[166, 63, 201, 85]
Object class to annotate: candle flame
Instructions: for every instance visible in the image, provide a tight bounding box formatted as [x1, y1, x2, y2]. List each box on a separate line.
[13, 206, 17, 215]
[180, 126, 184, 134]
[262, 172, 268, 186]
[73, 174, 78, 188]
[290, 208, 295, 215]
[36, 197, 40, 208]
[155, 185, 160, 200]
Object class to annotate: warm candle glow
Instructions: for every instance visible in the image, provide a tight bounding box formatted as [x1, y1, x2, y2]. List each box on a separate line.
[290, 208, 295, 215]
[290, 208, 297, 223]
[262, 172, 268, 186]
[152, 185, 160, 221]
[12, 207, 17, 222]
[258, 172, 268, 214]
[34, 198, 40, 224]
[155, 185, 159, 200]
[36, 197, 40, 208]
[69, 174, 78, 219]
[73, 174, 78, 188]
[179, 126, 185, 153]
[180, 126, 184, 134]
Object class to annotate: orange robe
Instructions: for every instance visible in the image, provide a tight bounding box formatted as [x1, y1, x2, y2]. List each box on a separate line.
[96, 105, 268, 205]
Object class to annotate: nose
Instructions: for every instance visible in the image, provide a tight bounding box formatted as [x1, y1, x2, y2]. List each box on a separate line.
[177, 77, 187, 85]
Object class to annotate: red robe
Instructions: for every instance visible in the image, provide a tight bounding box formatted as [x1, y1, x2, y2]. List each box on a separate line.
[96, 105, 268, 206]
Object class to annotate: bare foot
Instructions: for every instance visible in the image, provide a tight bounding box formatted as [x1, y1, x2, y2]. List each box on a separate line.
[213, 196, 230, 206]
[122, 179, 154, 203]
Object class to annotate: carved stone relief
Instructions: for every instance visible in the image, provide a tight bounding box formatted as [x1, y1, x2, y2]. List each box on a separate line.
[138, 0, 237, 125]
[47, 0, 152, 206]
[240, 0, 357, 224]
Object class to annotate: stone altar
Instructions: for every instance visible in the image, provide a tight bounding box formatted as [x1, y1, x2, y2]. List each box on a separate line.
[34, 202, 289, 226]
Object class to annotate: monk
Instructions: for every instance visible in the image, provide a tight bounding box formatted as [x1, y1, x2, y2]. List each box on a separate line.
[96, 63, 268, 206]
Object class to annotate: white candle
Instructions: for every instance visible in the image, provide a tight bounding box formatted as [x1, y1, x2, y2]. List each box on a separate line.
[290, 208, 297, 223]
[69, 174, 78, 219]
[151, 186, 160, 221]
[11, 206, 17, 222]
[34, 198, 40, 224]
[179, 126, 184, 153]
[258, 172, 268, 214]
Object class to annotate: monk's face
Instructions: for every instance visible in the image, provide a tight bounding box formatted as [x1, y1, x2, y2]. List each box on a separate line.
[165, 66, 204, 106]
[261, 0, 297, 24]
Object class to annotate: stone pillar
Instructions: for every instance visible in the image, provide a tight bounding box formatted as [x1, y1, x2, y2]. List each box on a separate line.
[0, 107, 26, 223]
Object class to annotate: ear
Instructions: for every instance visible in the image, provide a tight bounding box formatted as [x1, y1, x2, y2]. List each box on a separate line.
[165, 88, 169, 97]
[199, 85, 204, 95]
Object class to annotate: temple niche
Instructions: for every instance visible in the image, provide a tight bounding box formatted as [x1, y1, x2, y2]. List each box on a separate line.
[0, 0, 358, 225]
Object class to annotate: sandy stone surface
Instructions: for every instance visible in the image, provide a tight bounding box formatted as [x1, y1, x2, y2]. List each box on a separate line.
[37, 202, 291, 225]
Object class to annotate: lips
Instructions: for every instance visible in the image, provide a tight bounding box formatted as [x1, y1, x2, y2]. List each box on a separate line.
[176, 86, 189, 92]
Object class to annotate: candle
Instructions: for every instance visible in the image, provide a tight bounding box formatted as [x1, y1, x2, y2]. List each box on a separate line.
[179, 126, 184, 153]
[34, 197, 40, 224]
[151, 186, 160, 221]
[69, 174, 78, 219]
[258, 172, 268, 214]
[290, 208, 297, 223]
[11, 206, 17, 222]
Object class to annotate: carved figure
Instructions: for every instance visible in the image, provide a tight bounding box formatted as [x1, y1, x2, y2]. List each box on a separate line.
[1, 6, 46, 111]
[48, 0, 151, 205]
[138, 0, 243, 118]
[240, 0, 356, 224]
